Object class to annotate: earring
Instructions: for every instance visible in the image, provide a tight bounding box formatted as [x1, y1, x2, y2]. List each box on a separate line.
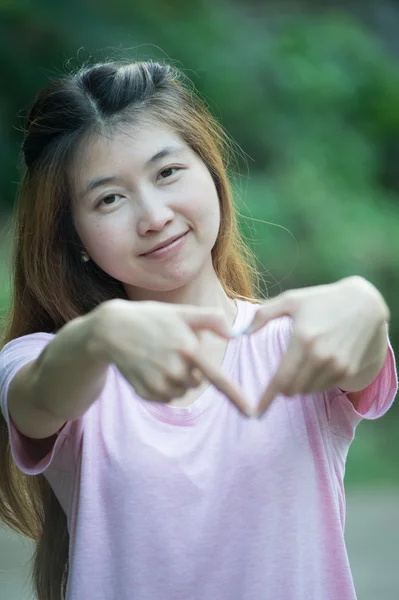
[81, 252, 90, 263]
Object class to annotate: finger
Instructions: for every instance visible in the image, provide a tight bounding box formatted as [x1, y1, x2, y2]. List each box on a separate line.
[163, 385, 189, 400]
[188, 353, 253, 417]
[178, 306, 232, 338]
[188, 367, 205, 387]
[133, 380, 172, 403]
[255, 337, 306, 418]
[285, 360, 323, 395]
[164, 355, 205, 387]
[166, 367, 204, 390]
[148, 382, 194, 403]
[302, 367, 343, 395]
[160, 369, 205, 402]
[255, 377, 282, 418]
[290, 353, 349, 395]
[135, 364, 203, 403]
[239, 293, 295, 336]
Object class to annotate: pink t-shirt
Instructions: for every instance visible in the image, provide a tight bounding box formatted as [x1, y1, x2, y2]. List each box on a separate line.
[0, 299, 397, 600]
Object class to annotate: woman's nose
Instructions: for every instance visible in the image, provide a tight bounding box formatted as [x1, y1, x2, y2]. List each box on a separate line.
[136, 192, 175, 235]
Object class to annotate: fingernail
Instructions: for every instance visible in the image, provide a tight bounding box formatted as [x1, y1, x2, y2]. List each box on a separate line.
[245, 407, 256, 418]
[230, 325, 253, 338]
[241, 325, 253, 335]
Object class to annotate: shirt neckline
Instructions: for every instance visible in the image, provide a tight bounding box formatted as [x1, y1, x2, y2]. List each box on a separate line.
[138, 299, 249, 424]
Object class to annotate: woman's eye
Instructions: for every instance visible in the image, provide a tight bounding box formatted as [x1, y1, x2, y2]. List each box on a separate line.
[158, 167, 179, 180]
[99, 194, 121, 207]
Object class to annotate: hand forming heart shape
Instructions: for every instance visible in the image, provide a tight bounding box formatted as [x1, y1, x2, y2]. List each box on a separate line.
[191, 276, 389, 419]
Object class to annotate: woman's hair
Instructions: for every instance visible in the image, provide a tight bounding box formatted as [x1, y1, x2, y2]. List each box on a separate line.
[0, 60, 261, 599]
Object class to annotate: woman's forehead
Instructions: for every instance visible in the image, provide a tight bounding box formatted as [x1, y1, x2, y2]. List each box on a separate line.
[69, 123, 191, 199]
[74, 123, 187, 170]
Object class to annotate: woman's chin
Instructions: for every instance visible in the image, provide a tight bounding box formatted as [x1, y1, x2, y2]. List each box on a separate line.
[124, 272, 197, 296]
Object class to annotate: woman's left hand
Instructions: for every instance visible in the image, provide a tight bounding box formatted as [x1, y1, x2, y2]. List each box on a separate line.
[240, 276, 390, 418]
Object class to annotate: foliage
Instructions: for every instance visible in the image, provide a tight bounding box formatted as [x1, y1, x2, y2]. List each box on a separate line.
[0, 1, 398, 483]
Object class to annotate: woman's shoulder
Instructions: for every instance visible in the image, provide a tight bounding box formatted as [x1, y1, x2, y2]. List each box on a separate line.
[1, 331, 55, 355]
[0, 332, 55, 376]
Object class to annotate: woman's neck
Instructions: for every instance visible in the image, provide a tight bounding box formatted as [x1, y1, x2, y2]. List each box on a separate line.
[124, 265, 237, 328]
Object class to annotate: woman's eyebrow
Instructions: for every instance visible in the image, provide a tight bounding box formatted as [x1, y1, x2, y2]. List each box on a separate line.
[80, 176, 120, 199]
[145, 145, 185, 166]
[80, 146, 186, 199]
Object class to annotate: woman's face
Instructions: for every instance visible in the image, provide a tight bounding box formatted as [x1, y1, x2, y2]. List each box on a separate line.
[70, 121, 221, 299]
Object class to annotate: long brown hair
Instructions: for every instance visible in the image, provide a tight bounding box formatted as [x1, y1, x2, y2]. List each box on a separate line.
[0, 60, 261, 599]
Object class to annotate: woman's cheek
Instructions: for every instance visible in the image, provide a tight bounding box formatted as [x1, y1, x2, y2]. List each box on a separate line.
[85, 216, 132, 263]
[188, 183, 220, 226]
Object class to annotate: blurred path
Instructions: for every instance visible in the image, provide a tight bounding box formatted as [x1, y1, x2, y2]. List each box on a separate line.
[0, 526, 34, 600]
[345, 487, 399, 600]
[0, 488, 398, 599]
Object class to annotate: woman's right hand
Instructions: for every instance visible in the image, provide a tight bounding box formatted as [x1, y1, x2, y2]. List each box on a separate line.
[89, 299, 251, 416]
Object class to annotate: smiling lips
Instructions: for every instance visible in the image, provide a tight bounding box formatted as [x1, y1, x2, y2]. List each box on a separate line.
[140, 230, 189, 256]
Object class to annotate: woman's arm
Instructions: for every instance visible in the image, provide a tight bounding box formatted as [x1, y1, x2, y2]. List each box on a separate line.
[7, 311, 109, 440]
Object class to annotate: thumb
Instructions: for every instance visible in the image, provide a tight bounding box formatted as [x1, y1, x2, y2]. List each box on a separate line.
[177, 306, 232, 339]
[238, 293, 294, 336]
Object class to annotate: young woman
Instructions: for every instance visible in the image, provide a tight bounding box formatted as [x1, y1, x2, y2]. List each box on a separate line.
[0, 60, 396, 600]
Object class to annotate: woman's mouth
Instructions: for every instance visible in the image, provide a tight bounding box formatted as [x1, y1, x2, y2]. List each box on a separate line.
[140, 230, 190, 259]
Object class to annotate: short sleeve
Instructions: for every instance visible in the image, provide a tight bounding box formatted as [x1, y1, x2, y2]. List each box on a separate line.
[274, 314, 398, 439]
[0, 333, 75, 475]
[326, 335, 397, 440]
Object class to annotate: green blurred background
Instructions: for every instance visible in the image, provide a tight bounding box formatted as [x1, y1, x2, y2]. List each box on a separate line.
[0, 0, 398, 491]
[0, 2, 398, 599]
